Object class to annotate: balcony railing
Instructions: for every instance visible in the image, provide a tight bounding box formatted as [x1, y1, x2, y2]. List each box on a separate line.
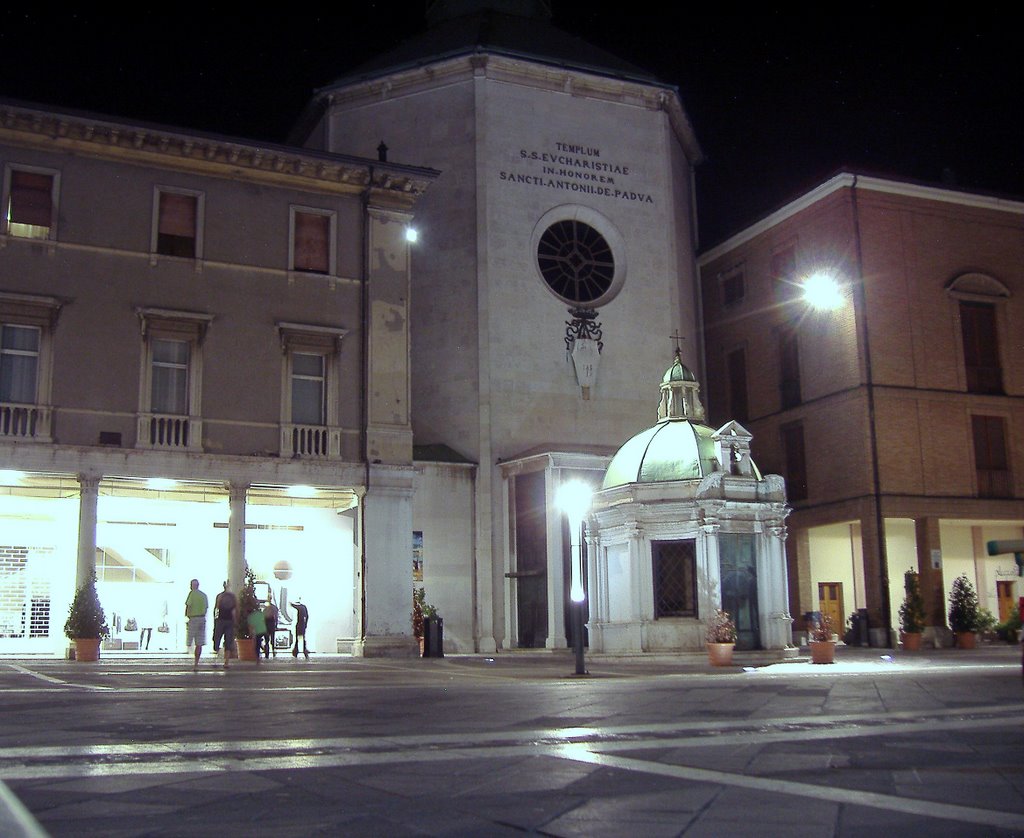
[137, 413, 201, 451]
[281, 423, 341, 459]
[0, 402, 52, 441]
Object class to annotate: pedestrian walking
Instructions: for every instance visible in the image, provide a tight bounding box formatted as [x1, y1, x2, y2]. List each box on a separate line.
[262, 598, 279, 658]
[291, 599, 309, 658]
[184, 579, 208, 670]
[213, 581, 236, 669]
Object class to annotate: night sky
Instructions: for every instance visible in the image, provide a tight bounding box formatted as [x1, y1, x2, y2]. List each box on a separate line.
[0, 4, 1018, 245]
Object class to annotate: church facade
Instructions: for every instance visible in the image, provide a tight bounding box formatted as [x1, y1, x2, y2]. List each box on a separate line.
[294, 2, 705, 652]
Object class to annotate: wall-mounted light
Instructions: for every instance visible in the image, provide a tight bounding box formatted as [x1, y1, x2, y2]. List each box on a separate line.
[802, 271, 844, 310]
[405, 226, 418, 244]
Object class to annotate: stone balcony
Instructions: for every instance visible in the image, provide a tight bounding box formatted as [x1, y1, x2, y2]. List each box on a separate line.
[0, 402, 52, 442]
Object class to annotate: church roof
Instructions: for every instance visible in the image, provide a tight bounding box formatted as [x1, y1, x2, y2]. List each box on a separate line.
[320, 1, 661, 91]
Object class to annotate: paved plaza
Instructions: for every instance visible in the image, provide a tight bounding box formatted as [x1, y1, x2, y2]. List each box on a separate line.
[0, 645, 1022, 837]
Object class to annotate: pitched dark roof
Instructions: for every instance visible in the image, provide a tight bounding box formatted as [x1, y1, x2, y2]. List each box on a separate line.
[320, 3, 661, 92]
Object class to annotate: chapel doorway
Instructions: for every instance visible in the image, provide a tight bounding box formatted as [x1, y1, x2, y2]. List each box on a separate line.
[719, 533, 760, 650]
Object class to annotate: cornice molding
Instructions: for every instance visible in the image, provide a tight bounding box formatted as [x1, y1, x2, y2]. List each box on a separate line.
[699, 173, 1024, 266]
[317, 53, 702, 166]
[0, 102, 437, 207]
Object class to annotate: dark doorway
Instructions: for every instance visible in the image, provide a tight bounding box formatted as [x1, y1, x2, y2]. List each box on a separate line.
[719, 533, 760, 650]
[513, 471, 547, 648]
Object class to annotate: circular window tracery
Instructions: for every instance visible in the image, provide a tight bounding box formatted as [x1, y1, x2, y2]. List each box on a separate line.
[537, 219, 615, 305]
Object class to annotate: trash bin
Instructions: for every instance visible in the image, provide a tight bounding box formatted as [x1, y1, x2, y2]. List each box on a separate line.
[856, 607, 869, 646]
[423, 616, 444, 658]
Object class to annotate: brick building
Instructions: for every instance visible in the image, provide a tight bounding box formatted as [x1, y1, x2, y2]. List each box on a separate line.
[699, 172, 1024, 644]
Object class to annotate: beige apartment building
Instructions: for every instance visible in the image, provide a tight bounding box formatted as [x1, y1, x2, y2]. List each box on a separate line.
[0, 99, 437, 656]
[699, 173, 1024, 644]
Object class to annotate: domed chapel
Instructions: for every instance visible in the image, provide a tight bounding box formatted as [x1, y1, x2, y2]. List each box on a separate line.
[589, 353, 792, 652]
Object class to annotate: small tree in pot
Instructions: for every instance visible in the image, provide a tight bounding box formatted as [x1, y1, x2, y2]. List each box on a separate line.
[809, 613, 835, 664]
[948, 574, 980, 648]
[898, 569, 926, 650]
[235, 566, 262, 660]
[64, 570, 110, 661]
[705, 609, 737, 666]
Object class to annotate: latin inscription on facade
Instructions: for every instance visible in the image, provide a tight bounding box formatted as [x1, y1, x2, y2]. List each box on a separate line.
[498, 142, 654, 204]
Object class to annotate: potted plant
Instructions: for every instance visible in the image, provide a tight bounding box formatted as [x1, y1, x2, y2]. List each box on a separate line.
[235, 566, 261, 661]
[412, 587, 426, 654]
[996, 607, 1022, 644]
[809, 613, 835, 664]
[948, 574, 980, 649]
[705, 609, 737, 666]
[898, 569, 926, 651]
[64, 570, 110, 661]
[413, 587, 443, 657]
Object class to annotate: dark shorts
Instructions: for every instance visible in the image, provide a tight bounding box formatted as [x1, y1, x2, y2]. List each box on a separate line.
[213, 618, 235, 651]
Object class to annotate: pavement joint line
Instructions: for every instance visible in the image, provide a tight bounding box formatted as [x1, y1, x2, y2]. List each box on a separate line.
[0, 704, 1016, 765]
[1, 662, 111, 691]
[552, 747, 1024, 831]
[2, 732, 1022, 831]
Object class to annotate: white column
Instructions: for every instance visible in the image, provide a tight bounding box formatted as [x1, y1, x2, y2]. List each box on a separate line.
[545, 466, 567, 649]
[227, 483, 247, 593]
[357, 464, 419, 657]
[76, 474, 100, 588]
[700, 519, 722, 616]
[760, 521, 794, 649]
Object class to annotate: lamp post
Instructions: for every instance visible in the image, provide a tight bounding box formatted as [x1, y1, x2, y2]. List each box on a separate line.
[556, 479, 592, 675]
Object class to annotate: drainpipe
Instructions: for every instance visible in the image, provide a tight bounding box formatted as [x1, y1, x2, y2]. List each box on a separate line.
[359, 167, 373, 644]
[850, 175, 892, 646]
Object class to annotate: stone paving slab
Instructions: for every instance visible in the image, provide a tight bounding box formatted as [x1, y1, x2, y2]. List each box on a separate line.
[1, 645, 1023, 836]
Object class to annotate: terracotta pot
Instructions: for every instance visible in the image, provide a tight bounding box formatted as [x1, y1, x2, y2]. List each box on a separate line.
[955, 631, 977, 649]
[236, 637, 258, 661]
[706, 642, 735, 666]
[74, 638, 101, 662]
[900, 632, 922, 651]
[809, 640, 835, 664]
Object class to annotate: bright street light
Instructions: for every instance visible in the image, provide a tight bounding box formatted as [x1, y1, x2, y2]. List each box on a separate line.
[556, 479, 592, 673]
[802, 271, 843, 310]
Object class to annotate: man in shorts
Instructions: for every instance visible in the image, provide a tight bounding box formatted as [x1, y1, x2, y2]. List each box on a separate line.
[185, 579, 208, 670]
[213, 581, 236, 669]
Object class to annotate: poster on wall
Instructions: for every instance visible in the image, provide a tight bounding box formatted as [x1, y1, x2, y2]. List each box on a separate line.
[413, 531, 423, 582]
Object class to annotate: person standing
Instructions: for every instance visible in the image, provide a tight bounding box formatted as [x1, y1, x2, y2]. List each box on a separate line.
[213, 581, 236, 669]
[262, 597, 279, 659]
[247, 606, 268, 665]
[184, 579, 208, 671]
[290, 599, 309, 659]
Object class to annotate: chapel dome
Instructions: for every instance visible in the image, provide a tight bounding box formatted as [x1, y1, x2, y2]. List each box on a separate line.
[602, 419, 718, 489]
[662, 355, 696, 383]
[602, 352, 760, 490]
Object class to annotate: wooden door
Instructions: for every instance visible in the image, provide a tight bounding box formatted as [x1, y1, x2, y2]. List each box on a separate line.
[997, 580, 1014, 622]
[818, 582, 844, 634]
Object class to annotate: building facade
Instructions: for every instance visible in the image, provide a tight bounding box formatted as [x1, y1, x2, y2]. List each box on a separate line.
[698, 173, 1024, 644]
[294, 1, 704, 652]
[0, 100, 436, 656]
